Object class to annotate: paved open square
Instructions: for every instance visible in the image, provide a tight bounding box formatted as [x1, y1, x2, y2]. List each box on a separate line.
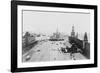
[22, 40, 86, 62]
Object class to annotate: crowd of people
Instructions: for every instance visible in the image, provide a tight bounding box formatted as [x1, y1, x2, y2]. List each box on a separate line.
[60, 42, 78, 60]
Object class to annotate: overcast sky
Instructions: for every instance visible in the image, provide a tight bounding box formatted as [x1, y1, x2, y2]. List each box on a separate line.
[23, 10, 90, 35]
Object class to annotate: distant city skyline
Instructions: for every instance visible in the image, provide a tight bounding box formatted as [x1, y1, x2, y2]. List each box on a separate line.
[23, 10, 90, 35]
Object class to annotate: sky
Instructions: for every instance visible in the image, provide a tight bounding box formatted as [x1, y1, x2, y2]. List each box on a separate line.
[23, 10, 90, 35]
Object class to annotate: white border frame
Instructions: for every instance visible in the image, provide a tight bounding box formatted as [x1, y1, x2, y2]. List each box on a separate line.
[18, 5, 94, 68]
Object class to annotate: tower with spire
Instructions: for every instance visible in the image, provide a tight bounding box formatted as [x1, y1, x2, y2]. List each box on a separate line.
[71, 25, 75, 37]
[84, 32, 88, 42]
[83, 32, 88, 49]
[56, 24, 60, 39]
[56, 24, 58, 35]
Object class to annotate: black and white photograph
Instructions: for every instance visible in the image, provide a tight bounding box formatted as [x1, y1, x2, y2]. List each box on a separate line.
[22, 10, 90, 62]
[11, 1, 97, 72]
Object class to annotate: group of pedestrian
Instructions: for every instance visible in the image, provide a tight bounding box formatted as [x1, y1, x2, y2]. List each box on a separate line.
[57, 42, 78, 60]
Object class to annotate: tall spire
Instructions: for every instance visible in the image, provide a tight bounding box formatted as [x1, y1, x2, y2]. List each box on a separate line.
[71, 24, 75, 37]
[56, 24, 58, 33]
[84, 32, 88, 42]
[72, 24, 74, 32]
[56, 24, 60, 39]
